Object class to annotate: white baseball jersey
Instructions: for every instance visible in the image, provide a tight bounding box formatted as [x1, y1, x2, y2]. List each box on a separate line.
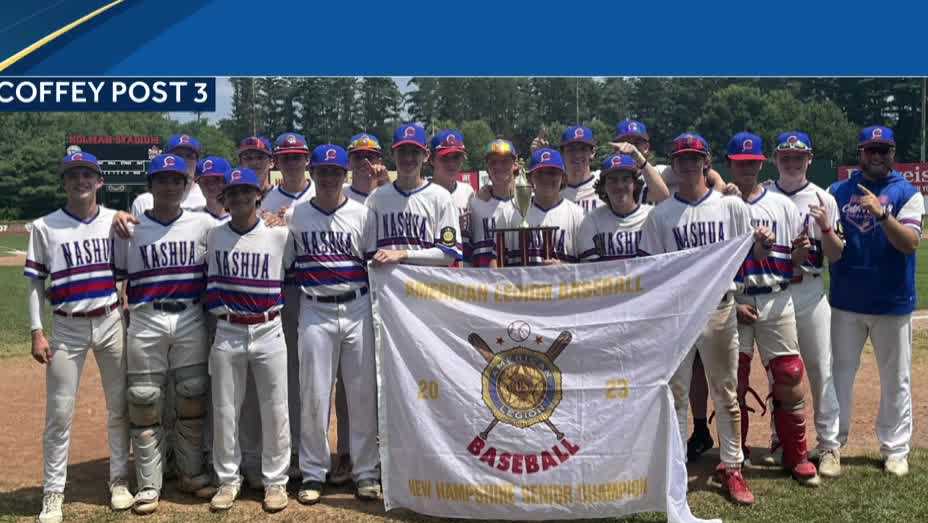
[639, 191, 752, 255]
[344, 184, 372, 205]
[206, 220, 291, 316]
[736, 187, 802, 290]
[449, 181, 475, 259]
[505, 198, 584, 264]
[113, 210, 212, 307]
[24, 207, 118, 313]
[260, 183, 315, 214]
[577, 204, 652, 262]
[286, 198, 377, 297]
[131, 184, 206, 217]
[638, 164, 675, 204]
[766, 180, 839, 278]
[561, 172, 604, 215]
[366, 180, 463, 260]
[203, 209, 231, 227]
[468, 196, 518, 267]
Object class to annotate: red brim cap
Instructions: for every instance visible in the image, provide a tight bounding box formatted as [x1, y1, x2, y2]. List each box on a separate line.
[391, 140, 428, 150]
[727, 153, 767, 161]
[59, 161, 101, 175]
[435, 146, 466, 157]
[274, 148, 309, 156]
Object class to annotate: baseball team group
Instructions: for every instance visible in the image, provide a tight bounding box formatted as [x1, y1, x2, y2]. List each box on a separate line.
[24, 118, 920, 521]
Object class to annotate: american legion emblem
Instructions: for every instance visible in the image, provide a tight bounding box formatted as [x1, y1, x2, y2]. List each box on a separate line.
[465, 321, 580, 474]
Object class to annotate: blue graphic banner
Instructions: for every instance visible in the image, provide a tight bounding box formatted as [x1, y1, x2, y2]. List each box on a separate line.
[0, 77, 215, 111]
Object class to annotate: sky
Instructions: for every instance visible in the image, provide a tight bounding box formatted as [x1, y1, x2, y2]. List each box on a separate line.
[171, 76, 412, 124]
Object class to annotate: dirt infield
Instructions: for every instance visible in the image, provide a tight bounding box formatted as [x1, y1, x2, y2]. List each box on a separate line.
[0, 347, 923, 521]
[0, 254, 26, 267]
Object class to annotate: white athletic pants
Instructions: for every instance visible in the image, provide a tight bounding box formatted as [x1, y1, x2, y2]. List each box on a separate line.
[210, 317, 290, 487]
[831, 307, 912, 459]
[670, 296, 743, 466]
[298, 293, 379, 483]
[44, 309, 129, 493]
[791, 277, 840, 450]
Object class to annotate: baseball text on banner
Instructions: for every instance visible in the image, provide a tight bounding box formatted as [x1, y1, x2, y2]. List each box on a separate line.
[371, 234, 754, 522]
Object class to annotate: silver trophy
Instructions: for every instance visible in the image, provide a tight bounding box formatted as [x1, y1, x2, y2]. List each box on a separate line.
[513, 171, 533, 228]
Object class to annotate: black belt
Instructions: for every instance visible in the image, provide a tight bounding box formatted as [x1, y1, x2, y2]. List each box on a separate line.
[745, 283, 790, 296]
[54, 302, 119, 318]
[152, 301, 191, 313]
[307, 287, 368, 304]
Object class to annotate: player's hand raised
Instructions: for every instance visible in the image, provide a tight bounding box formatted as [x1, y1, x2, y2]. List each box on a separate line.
[31, 330, 51, 364]
[112, 211, 139, 239]
[807, 192, 830, 231]
[722, 183, 741, 197]
[857, 184, 885, 218]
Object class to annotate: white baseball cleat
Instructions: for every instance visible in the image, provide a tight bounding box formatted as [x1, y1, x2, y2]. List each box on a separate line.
[132, 488, 160, 515]
[109, 479, 133, 511]
[38, 492, 64, 523]
[884, 456, 909, 477]
[263, 484, 289, 513]
[760, 444, 782, 466]
[356, 479, 382, 501]
[297, 481, 323, 505]
[818, 449, 842, 478]
[210, 483, 240, 511]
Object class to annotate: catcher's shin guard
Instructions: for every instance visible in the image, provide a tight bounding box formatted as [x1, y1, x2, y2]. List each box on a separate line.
[770, 355, 816, 481]
[737, 353, 752, 457]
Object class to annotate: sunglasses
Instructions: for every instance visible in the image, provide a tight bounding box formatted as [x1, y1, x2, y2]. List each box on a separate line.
[863, 146, 893, 155]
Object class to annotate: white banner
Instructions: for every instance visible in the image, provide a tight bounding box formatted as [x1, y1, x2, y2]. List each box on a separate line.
[372, 234, 754, 522]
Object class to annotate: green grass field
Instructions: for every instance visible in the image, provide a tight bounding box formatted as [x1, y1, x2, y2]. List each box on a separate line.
[0, 266, 50, 358]
[0, 234, 27, 255]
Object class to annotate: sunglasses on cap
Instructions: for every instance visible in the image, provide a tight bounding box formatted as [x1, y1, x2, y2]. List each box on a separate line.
[776, 140, 811, 152]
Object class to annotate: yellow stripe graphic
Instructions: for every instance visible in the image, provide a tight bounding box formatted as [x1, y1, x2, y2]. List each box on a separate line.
[0, 0, 125, 72]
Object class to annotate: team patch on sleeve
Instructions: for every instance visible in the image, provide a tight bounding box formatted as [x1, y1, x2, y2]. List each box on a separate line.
[440, 226, 457, 247]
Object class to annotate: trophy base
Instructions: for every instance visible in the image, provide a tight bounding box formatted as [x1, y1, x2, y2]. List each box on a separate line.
[488, 226, 559, 267]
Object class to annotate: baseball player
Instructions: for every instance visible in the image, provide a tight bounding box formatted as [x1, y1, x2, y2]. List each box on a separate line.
[638, 132, 767, 505]
[726, 132, 819, 486]
[289, 144, 381, 504]
[238, 136, 276, 196]
[762, 131, 843, 478]
[131, 134, 207, 217]
[559, 125, 604, 215]
[206, 167, 292, 513]
[468, 139, 519, 267]
[577, 152, 669, 263]
[505, 148, 584, 265]
[27, 152, 132, 523]
[612, 119, 726, 204]
[430, 129, 475, 263]
[345, 132, 390, 204]
[255, 131, 315, 480]
[367, 123, 462, 267]
[113, 153, 214, 514]
[197, 156, 232, 225]
[829, 125, 923, 477]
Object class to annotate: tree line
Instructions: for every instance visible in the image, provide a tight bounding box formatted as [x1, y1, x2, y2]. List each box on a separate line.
[0, 78, 923, 219]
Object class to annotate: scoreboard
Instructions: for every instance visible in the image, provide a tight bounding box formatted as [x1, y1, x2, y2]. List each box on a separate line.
[66, 134, 161, 210]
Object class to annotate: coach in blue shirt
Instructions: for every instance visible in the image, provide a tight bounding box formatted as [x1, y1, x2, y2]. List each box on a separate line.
[829, 125, 923, 477]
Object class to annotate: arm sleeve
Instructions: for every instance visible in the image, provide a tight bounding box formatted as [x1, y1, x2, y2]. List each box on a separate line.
[28, 278, 45, 331]
[577, 214, 600, 262]
[896, 191, 924, 233]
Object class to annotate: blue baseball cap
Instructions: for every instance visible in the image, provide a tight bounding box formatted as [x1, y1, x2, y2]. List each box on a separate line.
[347, 133, 382, 155]
[274, 132, 310, 155]
[148, 154, 187, 177]
[615, 119, 649, 141]
[392, 123, 428, 150]
[197, 156, 232, 178]
[223, 167, 260, 191]
[430, 129, 466, 157]
[59, 151, 101, 175]
[775, 131, 813, 153]
[670, 132, 710, 157]
[601, 153, 639, 175]
[311, 144, 349, 170]
[238, 136, 273, 157]
[727, 132, 766, 161]
[166, 134, 202, 156]
[484, 139, 517, 159]
[859, 125, 895, 147]
[560, 125, 596, 148]
[528, 147, 565, 173]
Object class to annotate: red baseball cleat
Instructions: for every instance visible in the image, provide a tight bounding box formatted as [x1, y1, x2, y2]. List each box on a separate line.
[715, 464, 755, 506]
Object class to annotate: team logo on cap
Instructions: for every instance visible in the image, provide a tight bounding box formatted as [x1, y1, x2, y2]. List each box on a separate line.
[202, 159, 213, 172]
[404, 126, 417, 138]
[231, 169, 242, 181]
[610, 156, 623, 168]
[179, 135, 191, 144]
[788, 135, 798, 144]
[574, 128, 585, 139]
[445, 134, 457, 145]
[540, 151, 552, 163]
[164, 155, 176, 167]
[742, 139, 754, 151]
[287, 135, 297, 145]
[71, 153, 83, 161]
[628, 122, 638, 132]
[325, 148, 337, 160]
[872, 128, 883, 138]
